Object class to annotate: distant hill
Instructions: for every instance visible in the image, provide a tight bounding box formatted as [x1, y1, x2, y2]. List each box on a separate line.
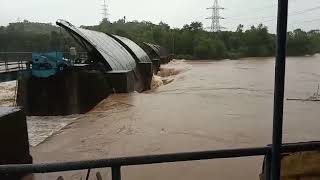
[0, 20, 80, 52]
[1, 19, 319, 58]
[7, 20, 60, 34]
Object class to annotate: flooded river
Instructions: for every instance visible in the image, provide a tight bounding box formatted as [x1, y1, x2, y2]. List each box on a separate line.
[7, 56, 320, 179]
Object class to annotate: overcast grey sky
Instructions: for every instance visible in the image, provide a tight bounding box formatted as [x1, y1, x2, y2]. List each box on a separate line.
[1, 0, 320, 32]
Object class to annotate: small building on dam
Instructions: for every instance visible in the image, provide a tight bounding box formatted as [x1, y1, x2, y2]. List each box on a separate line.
[17, 19, 172, 116]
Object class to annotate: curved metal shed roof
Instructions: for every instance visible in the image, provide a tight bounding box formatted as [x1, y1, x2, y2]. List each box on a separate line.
[143, 42, 161, 57]
[143, 42, 169, 59]
[110, 35, 151, 63]
[56, 20, 136, 71]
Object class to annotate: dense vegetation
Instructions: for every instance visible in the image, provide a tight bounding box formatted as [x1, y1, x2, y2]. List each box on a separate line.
[0, 20, 77, 52]
[1, 19, 320, 59]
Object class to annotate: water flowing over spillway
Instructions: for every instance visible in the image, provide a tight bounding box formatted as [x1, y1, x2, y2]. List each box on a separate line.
[0, 81, 16, 106]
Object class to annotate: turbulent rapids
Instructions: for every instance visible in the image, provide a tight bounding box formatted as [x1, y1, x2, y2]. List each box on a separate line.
[151, 60, 192, 89]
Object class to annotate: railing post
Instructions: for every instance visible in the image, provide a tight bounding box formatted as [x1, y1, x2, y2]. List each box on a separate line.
[271, 0, 289, 180]
[85, 169, 91, 180]
[5, 61, 8, 72]
[111, 166, 121, 180]
[265, 151, 272, 180]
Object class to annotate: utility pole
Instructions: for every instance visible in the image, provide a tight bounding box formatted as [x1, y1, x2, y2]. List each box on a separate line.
[101, 0, 109, 21]
[206, 0, 225, 32]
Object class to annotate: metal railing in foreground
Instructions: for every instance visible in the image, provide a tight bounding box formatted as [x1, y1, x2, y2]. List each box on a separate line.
[0, 142, 319, 180]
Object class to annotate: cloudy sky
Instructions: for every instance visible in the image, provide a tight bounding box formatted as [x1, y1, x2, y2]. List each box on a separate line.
[1, 0, 320, 32]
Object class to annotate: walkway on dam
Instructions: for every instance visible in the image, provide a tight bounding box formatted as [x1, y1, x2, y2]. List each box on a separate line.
[0, 60, 28, 82]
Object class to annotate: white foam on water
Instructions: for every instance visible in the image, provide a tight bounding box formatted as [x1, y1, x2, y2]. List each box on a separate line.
[150, 75, 164, 90]
[150, 60, 191, 89]
[157, 59, 192, 77]
[313, 53, 320, 57]
[0, 81, 79, 147]
[27, 116, 79, 147]
[0, 80, 16, 106]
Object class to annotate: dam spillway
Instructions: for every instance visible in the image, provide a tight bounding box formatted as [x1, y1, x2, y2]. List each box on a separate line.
[16, 20, 172, 115]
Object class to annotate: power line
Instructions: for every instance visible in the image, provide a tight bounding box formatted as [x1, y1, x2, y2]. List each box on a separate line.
[262, 5, 320, 24]
[227, 0, 304, 20]
[222, 0, 320, 31]
[206, 0, 225, 32]
[225, 5, 320, 24]
[224, 3, 277, 20]
[289, 17, 320, 26]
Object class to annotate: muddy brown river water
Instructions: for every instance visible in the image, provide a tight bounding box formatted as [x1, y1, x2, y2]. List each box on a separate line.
[30, 56, 320, 180]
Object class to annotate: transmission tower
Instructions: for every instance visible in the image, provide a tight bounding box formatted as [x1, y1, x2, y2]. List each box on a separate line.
[101, 0, 109, 21]
[206, 0, 225, 32]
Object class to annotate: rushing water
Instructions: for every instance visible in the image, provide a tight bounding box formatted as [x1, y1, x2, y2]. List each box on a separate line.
[0, 81, 79, 146]
[0, 80, 16, 106]
[30, 56, 320, 180]
[1, 56, 320, 179]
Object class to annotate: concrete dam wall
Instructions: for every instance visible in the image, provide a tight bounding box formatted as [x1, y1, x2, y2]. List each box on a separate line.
[17, 69, 112, 115]
[17, 20, 171, 116]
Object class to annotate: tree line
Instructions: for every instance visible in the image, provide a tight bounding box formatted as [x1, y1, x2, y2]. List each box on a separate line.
[1, 19, 320, 59]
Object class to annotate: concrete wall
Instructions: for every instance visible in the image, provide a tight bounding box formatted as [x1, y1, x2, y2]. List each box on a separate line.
[0, 107, 32, 180]
[105, 62, 152, 93]
[138, 62, 153, 91]
[151, 59, 160, 73]
[105, 70, 136, 93]
[17, 69, 112, 116]
[16, 62, 153, 116]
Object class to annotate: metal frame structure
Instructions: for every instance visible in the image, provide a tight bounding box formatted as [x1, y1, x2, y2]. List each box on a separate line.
[0, 142, 320, 179]
[206, 0, 225, 32]
[56, 19, 137, 71]
[0, 61, 27, 73]
[271, 0, 289, 179]
[101, 0, 109, 21]
[0, 0, 317, 180]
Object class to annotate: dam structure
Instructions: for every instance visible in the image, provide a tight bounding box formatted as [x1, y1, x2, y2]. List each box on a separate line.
[16, 19, 172, 115]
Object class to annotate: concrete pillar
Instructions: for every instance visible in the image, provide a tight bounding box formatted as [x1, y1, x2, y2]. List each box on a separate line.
[0, 107, 32, 180]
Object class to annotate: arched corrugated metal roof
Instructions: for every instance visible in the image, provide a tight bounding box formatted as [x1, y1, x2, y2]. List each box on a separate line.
[110, 35, 151, 63]
[143, 42, 161, 57]
[143, 42, 169, 59]
[56, 20, 136, 71]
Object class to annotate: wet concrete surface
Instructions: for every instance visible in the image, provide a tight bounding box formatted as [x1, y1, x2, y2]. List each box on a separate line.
[31, 57, 320, 180]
